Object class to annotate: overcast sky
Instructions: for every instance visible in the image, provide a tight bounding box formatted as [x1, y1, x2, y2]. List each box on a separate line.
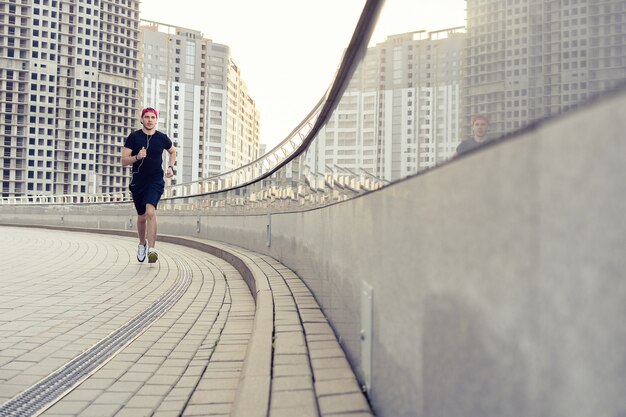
[139, 0, 465, 149]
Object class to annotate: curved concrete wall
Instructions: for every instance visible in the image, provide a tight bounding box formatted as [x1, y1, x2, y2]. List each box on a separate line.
[2, 90, 626, 417]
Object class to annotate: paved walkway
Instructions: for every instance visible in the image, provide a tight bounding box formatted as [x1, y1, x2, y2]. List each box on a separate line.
[0, 226, 373, 417]
[0, 226, 254, 417]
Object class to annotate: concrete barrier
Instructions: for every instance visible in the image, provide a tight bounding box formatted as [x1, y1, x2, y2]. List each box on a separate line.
[2, 88, 626, 416]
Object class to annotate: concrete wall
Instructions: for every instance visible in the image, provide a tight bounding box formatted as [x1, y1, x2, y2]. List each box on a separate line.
[2, 90, 626, 417]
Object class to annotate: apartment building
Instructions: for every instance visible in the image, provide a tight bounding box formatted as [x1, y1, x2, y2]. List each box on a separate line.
[464, 0, 626, 139]
[0, 0, 141, 197]
[141, 21, 260, 183]
[378, 28, 464, 179]
[306, 28, 465, 182]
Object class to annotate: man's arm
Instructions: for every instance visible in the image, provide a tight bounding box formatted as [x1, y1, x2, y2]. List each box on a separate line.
[121, 147, 136, 167]
[166, 145, 176, 177]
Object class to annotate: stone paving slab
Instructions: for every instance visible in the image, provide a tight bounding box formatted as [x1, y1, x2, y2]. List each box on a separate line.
[175, 238, 373, 417]
[0, 226, 253, 417]
[0, 225, 373, 417]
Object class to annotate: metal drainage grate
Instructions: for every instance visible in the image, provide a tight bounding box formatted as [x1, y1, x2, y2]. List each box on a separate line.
[0, 261, 192, 417]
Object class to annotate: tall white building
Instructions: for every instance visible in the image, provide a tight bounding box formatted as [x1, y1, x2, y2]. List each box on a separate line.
[306, 28, 465, 182]
[0, 0, 141, 197]
[464, 0, 626, 139]
[378, 29, 464, 179]
[141, 21, 260, 183]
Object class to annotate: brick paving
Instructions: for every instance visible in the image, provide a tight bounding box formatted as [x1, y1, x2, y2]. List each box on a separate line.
[0, 226, 372, 417]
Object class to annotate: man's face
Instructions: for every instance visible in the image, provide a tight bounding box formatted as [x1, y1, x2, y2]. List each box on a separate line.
[142, 112, 157, 129]
[472, 119, 489, 141]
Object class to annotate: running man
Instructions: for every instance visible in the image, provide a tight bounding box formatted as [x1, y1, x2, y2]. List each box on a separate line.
[455, 114, 490, 156]
[121, 107, 176, 263]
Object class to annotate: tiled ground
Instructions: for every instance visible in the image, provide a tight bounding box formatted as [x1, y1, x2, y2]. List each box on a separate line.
[0, 226, 254, 417]
[0, 226, 373, 417]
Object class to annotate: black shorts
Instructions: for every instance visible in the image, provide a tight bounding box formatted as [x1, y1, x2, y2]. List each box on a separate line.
[130, 177, 164, 215]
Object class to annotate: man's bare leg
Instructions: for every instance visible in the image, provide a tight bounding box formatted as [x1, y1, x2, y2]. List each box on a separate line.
[135, 213, 148, 262]
[137, 213, 147, 245]
[145, 204, 157, 249]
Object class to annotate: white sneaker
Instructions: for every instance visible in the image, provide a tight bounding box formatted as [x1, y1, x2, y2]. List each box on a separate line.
[137, 241, 147, 262]
[148, 248, 158, 263]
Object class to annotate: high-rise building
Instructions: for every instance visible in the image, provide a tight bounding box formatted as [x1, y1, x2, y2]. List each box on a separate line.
[306, 54, 379, 179]
[306, 28, 465, 182]
[464, 0, 626, 139]
[0, 0, 141, 197]
[141, 21, 260, 183]
[378, 29, 464, 179]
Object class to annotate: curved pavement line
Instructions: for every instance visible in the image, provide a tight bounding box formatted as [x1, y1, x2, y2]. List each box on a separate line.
[0, 257, 193, 417]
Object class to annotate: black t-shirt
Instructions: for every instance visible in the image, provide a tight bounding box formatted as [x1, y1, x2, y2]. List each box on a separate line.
[456, 138, 480, 155]
[124, 130, 173, 179]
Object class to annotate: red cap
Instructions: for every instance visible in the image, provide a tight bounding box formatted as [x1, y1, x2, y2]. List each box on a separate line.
[471, 114, 489, 125]
[141, 107, 158, 118]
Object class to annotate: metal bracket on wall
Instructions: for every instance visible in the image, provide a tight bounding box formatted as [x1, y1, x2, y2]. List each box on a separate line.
[360, 280, 373, 393]
[196, 216, 201, 233]
[266, 214, 271, 247]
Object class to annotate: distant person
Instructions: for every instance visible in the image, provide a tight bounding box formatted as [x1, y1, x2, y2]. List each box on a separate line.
[455, 114, 490, 156]
[121, 107, 176, 263]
